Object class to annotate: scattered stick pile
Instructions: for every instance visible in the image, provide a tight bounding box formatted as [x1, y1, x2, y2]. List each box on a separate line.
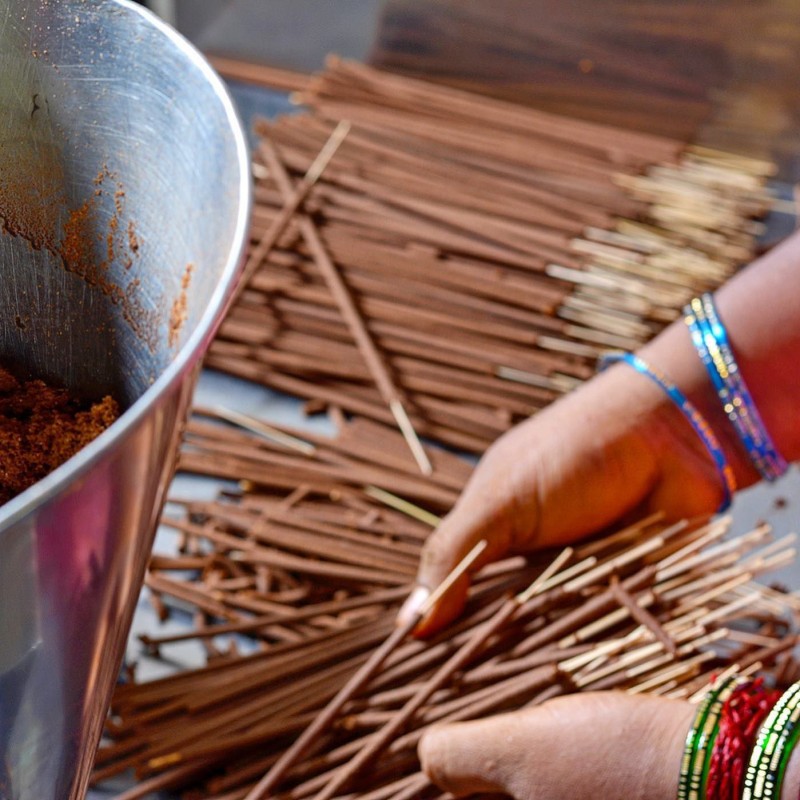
[210, 58, 775, 453]
[93, 414, 800, 800]
[94, 60, 794, 800]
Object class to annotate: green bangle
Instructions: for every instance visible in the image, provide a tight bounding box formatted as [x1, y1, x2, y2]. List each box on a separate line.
[743, 681, 800, 799]
[689, 677, 745, 800]
[678, 675, 741, 800]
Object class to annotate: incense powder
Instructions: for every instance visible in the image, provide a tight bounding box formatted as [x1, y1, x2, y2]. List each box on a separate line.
[0, 363, 119, 505]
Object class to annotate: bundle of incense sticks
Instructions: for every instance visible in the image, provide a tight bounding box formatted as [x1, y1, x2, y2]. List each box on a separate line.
[209, 58, 775, 454]
[367, 0, 719, 139]
[92, 412, 800, 800]
[95, 59, 790, 800]
[366, 0, 790, 143]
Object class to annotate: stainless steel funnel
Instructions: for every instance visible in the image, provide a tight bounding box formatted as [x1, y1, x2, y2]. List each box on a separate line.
[0, 2, 250, 797]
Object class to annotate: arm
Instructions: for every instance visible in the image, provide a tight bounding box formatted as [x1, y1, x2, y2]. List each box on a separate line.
[419, 692, 800, 800]
[401, 230, 800, 635]
[641, 230, 800, 486]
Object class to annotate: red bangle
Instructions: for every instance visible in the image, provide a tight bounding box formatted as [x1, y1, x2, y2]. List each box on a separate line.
[705, 678, 782, 800]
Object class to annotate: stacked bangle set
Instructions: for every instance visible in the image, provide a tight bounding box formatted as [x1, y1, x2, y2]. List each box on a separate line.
[684, 295, 788, 482]
[600, 292, 789, 509]
[681, 676, 796, 800]
[669, 295, 792, 794]
[743, 682, 800, 800]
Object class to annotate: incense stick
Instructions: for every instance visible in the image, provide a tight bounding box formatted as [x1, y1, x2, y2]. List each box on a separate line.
[259, 136, 433, 476]
[244, 540, 487, 800]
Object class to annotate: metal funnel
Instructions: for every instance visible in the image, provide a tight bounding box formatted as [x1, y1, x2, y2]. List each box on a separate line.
[0, 2, 250, 797]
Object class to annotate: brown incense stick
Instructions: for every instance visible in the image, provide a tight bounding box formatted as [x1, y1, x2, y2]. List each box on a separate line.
[259, 136, 433, 476]
[231, 120, 350, 305]
[310, 548, 573, 800]
[244, 540, 487, 800]
[609, 576, 677, 656]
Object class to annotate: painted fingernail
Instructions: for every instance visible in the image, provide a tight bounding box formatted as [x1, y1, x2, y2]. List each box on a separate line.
[396, 585, 430, 627]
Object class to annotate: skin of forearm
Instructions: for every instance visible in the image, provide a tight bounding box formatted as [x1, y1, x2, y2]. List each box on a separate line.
[625, 231, 800, 798]
[404, 234, 800, 632]
[784, 747, 800, 800]
[640, 229, 800, 489]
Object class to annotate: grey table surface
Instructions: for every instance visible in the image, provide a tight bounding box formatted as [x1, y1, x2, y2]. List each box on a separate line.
[87, 79, 800, 798]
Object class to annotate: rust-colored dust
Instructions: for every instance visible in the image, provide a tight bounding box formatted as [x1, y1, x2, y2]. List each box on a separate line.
[169, 263, 194, 347]
[56, 168, 159, 352]
[0, 364, 119, 505]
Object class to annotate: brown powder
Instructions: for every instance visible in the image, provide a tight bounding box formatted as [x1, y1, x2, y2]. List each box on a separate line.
[168, 263, 194, 347]
[127, 220, 140, 256]
[0, 364, 120, 505]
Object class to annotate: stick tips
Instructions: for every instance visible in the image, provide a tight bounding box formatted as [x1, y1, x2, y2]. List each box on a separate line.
[304, 119, 351, 184]
[390, 399, 433, 476]
[397, 539, 487, 628]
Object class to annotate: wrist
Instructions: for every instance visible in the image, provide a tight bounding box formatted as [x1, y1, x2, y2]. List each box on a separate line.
[676, 231, 800, 473]
[713, 279, 800, 468]
[783, 744, 800, 800]
[639, 317, 762, 492]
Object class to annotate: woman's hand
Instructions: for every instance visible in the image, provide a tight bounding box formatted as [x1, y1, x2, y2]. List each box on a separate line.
[405, 228, 800, 800]
[400, 359, 729, 635]
[419, 692, 694, 800]
[400, 232, 800, 637]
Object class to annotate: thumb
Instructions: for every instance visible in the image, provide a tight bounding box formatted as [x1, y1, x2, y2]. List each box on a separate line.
[397, 416, 561, 636]
[396, 499, 513, 637]
[419, 693, 694, 800]
[418, 713, 533, 797]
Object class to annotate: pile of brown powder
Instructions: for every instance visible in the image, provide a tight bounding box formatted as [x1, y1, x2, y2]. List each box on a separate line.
[0, 364, 120, 505]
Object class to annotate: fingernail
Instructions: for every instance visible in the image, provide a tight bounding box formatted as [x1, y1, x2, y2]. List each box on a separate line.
[397, 585, 430, 627]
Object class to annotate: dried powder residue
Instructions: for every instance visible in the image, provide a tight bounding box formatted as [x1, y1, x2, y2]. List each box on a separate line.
[169, 263, 194, 347]
[57, 167, 159, 352]
[0, 364, 119, 505]
[1, 164, 162, 351]
[126, 220, 140, 269]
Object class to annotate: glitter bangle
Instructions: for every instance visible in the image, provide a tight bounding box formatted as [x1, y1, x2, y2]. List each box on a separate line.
[743, 681, 800, 800]
[678, 675, 743, 800]
[599, 352, 735, 512]
[706, 678, 783, 800]
[684, 294, 788, 482]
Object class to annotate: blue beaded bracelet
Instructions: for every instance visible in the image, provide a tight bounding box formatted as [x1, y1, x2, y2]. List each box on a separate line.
[599, 352, 735, 512]
[684, 295, 788, 482]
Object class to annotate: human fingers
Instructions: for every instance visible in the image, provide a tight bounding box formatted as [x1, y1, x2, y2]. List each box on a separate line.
[396, 436, 526, 636]
[419, 692, 694, 800]
[400, 365, 668, 636]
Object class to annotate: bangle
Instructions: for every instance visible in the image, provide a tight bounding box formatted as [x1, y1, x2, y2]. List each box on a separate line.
[743, 681, 800, 800]
[678, 675, 744, 800]
[598, 352, 736, 512]
[684, 294, 788, 482]
[706, 678, 783, 800]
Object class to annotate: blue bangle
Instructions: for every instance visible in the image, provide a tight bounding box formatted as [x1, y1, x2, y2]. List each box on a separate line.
[684, 295, 788, 482]
[599, 352, 735, 512]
